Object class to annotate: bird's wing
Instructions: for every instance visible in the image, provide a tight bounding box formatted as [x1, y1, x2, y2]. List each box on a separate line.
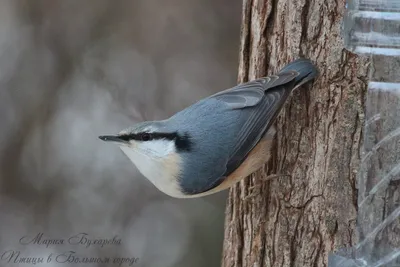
[208, 71, 297, 109]
[209, 71, 300, 177]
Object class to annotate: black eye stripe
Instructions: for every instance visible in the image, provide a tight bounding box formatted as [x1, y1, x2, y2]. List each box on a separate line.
[117, 131, 193, 151]
[118, 134, 132, 141]
[119, 132, 176, 141]
[141, 133, 151, 141]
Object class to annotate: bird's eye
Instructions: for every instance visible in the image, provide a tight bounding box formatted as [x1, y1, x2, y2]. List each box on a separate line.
[141, 133, 151, 141]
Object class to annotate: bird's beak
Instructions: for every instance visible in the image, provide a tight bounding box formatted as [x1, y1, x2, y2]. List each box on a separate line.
[98, 135, 126, 144]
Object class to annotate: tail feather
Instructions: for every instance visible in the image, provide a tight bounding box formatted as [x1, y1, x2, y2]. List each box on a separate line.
[278, 58, 319, 89]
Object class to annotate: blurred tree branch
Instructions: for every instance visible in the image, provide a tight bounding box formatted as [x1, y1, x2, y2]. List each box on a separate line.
[222, 0, 369, 266]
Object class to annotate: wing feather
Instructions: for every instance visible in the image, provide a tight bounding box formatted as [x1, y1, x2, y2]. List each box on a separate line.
[209, 71, 298, 109]
[209, 71, 300, 177]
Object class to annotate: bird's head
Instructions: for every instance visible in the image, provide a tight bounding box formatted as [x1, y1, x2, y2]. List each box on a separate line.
[100, 121, 185, 160]
[99, 121, 194, 197]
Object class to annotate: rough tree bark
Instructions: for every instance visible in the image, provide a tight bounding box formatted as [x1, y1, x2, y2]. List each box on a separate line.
[222, 0, 369, 266]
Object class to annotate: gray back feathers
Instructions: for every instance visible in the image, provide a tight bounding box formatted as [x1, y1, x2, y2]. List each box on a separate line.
[151, 59, 318, 195]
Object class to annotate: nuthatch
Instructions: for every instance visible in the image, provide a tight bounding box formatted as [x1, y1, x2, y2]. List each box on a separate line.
[99, 59, 318, 198]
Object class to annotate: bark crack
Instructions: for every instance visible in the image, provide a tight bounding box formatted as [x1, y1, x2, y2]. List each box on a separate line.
[299, 0, 311, 57]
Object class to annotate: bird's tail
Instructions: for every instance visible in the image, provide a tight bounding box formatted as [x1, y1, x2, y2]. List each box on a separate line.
[278, 58, 319, 89]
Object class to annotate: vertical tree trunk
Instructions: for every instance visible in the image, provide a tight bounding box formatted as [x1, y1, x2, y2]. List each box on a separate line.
[222, 0, 369, 266]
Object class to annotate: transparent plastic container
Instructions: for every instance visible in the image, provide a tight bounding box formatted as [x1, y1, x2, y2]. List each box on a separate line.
[343, 0, 400, 55]
[329, 0, 400, 266]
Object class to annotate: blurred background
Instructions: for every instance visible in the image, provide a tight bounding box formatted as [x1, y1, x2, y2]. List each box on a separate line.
[0, 1, 241, 266]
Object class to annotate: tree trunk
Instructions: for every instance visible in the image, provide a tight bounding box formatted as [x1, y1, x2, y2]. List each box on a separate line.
[222, 0, 369, 266]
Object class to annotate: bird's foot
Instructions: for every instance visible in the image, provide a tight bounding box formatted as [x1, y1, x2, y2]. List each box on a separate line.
[261, 173, 292, 181]
[244, 173, 291, 201]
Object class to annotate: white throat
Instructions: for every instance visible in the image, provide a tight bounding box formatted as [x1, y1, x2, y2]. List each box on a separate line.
[118, 139, 185, 197]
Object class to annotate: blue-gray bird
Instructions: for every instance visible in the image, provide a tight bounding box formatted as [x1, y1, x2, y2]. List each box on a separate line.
[99, 59, 318, 198]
